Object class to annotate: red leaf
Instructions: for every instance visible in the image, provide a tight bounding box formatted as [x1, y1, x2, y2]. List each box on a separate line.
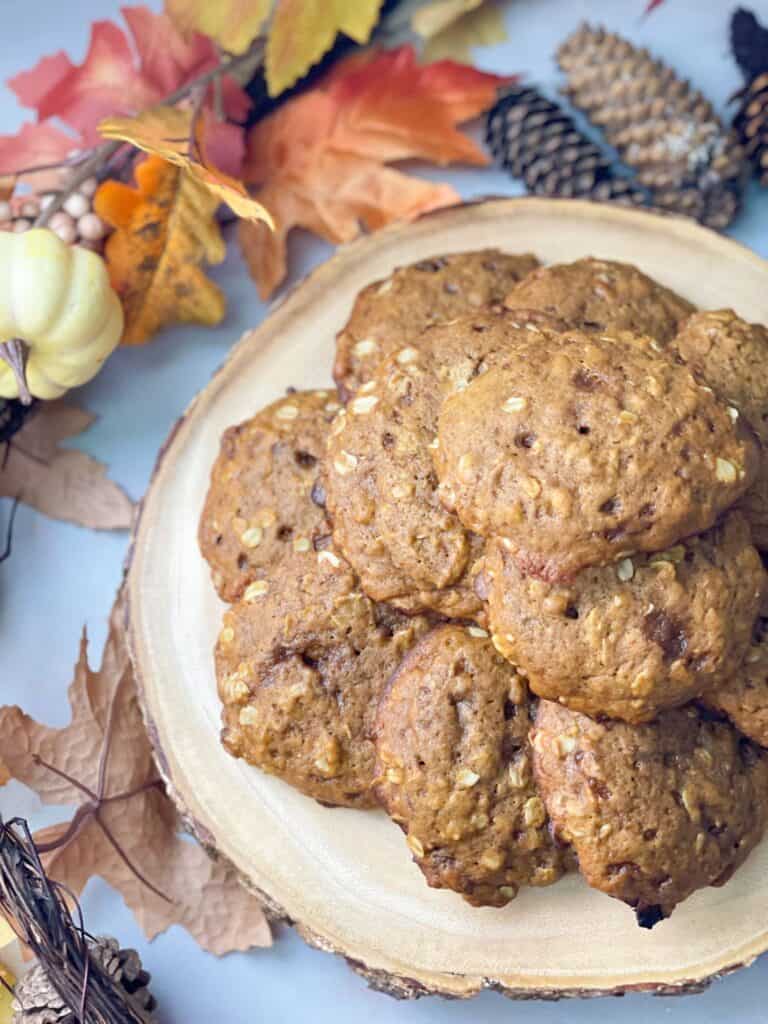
[35, 21, 158, 145]
[0, 122, 80, 188]
[644, 0, 666, 12]
[202, 115, 246, 178]
[8, 51, 74, 111]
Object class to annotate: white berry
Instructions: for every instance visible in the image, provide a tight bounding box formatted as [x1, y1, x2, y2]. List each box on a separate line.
[12, 218, 31, 233]
[78, 176, 98, 198]
[20, 198, 39, 218]
[77, 212, 106, 241]
[62, 192, 89, 219]
[49, 210, 77, 244]
[0, 200, 10, 221]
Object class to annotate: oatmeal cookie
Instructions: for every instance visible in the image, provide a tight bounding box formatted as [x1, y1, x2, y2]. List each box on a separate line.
[436, 329, 759, 580]
[333, 250, 539, 399]
[374, 624, 566, 906]
[532, 700, 768, 924]
[480, 512, 765, 723]
[216, 546, 432, 807]
[705, 618, 768, 748]
[671, 309, 768, 549]
[504, 257, 693, 340]
[199, 389, 341, 602]
[323, 309, 563, 616]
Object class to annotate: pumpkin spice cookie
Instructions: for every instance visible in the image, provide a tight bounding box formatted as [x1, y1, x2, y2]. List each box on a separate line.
[324, 309, 564, 617]
[216, 546, 432, 808]
[333, 249, 539, 399]
[480, 512, 766, 723]
[671, 309, 768, 549]
[532, 700, 768, 925]
[199, 389, 341, 602]
[504, 257, 694, 341]
[436, 329, 759, 580]
[374, 624, 566, 907]
[705, 618, 768, 748]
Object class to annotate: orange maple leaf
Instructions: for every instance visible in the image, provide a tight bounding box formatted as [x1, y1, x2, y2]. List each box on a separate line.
[94, 155, 226, 345]
[240, 45, 511, 298]
[0, 589, 271, 955]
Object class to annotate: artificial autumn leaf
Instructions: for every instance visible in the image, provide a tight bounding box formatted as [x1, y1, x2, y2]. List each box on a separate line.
[240, 45, 509, 297]
[7, 6, 250, 149]
[265, 0, 384, 97]
[98, 107, 273, 224]
[166, 0, 272, 56]
[0, 122, 79, 191]
[94, 155, 226, 345]
[0, 758, 9, 786]
[0, 590, 272, 955]
[0, 401, 133, 531]
[411, 0, 484, 38]
[420, 3, 508, 63]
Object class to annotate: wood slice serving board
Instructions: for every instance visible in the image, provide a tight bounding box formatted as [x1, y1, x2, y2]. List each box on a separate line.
[127, 198, 768, 1000]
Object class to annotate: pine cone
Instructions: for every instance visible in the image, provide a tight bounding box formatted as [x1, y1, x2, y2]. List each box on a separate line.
[731, 7, 768, 81]
[12, 936, 158, 1024]
[486, 84, 648, 206]
[557, 23, 747, 228]
[733, 71, 768, 184]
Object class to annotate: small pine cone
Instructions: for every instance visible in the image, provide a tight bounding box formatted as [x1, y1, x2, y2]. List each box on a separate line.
[12, 936, 158, 1024]
[733, 71, 768, 184]
[731, 7, 768, 81]
[486, 85, 648, 206]
[557, 23, 747, 228]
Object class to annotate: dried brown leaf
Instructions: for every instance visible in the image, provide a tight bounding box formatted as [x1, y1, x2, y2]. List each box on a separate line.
[0, 401, 133, 531]
[0, 590, 271, 955]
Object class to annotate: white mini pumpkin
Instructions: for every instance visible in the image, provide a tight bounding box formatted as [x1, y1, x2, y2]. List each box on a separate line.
[0, 227, 123, 402]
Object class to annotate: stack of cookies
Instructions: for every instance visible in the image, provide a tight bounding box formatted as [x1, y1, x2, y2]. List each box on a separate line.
[200, 251, 768, 927]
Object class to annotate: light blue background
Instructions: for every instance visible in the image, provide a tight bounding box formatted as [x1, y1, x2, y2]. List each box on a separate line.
[3, 1, 768, 1020]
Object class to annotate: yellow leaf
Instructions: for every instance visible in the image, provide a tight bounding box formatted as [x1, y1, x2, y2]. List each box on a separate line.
[0, 966, 13, 1024]
[94, 156, 226, 345]
[265, 0, 383, 97]
[99, 107, 273, 226]
[165, 0, 272, 55]
[412, 0, 483, 38]
[421, 2, 508, 63]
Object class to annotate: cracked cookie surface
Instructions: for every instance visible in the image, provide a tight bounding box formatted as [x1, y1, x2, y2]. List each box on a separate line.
[706, 617, 768, 748]
[199, 389, 341, 602]
[435, 328, 759, 580]
[374, 624, 566, 906]
[216, 547, 432, 808]
[504, 257, 693, 341]
[480, 512, 766, 723]
[333, 249, 539, 399]
[532, 700, 768, 924]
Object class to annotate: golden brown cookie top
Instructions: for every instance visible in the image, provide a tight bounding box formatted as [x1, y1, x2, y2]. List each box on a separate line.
[706, 617, 768, 748]
[323, 309, 564, 617]
[672, 309, 768, 444]
[333, 249, 539, 399]
[532, 701, 768, 925]
[481, 512, 765, 723]
[216, 547, 432, 808]
[435, 327, 759, 580]
[505, 257, 694, 341]
[374, 624, 566, 907]
[199, 389, 340, 602]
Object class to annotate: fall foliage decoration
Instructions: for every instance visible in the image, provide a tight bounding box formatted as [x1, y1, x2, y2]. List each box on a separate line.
[94, 156, 227, 346]
[0, 587, 272, 956]
[0, 819, 157, 1022]
[731, 8, 768, 187]
[557, 23, 747, 229]
[411, 0, 508, 63]
[0, 229, 123, 404]
[0, 400, 132, 531]
[487, 84, 649, 206]
[239, 45, 510, 298]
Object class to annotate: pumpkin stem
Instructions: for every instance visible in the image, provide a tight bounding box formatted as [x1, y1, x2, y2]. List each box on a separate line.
[0, 339, 32, 406]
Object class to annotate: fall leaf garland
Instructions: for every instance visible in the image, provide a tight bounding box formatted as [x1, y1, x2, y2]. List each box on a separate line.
[0, 588, 272, 956]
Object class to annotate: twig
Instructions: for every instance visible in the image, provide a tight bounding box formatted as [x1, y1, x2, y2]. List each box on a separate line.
[35, 141, 122, 228]
[0, 340, 32, 405]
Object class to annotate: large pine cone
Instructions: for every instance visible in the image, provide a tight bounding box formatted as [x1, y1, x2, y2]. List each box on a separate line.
[557, 23, 747, 228]
[12, 936, 157, 1024]
[486, 84, 648, 205]
[734, 71, 768, 184]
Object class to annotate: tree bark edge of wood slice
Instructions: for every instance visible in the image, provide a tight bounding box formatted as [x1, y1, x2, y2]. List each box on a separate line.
[126, 197, 768, 1000]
